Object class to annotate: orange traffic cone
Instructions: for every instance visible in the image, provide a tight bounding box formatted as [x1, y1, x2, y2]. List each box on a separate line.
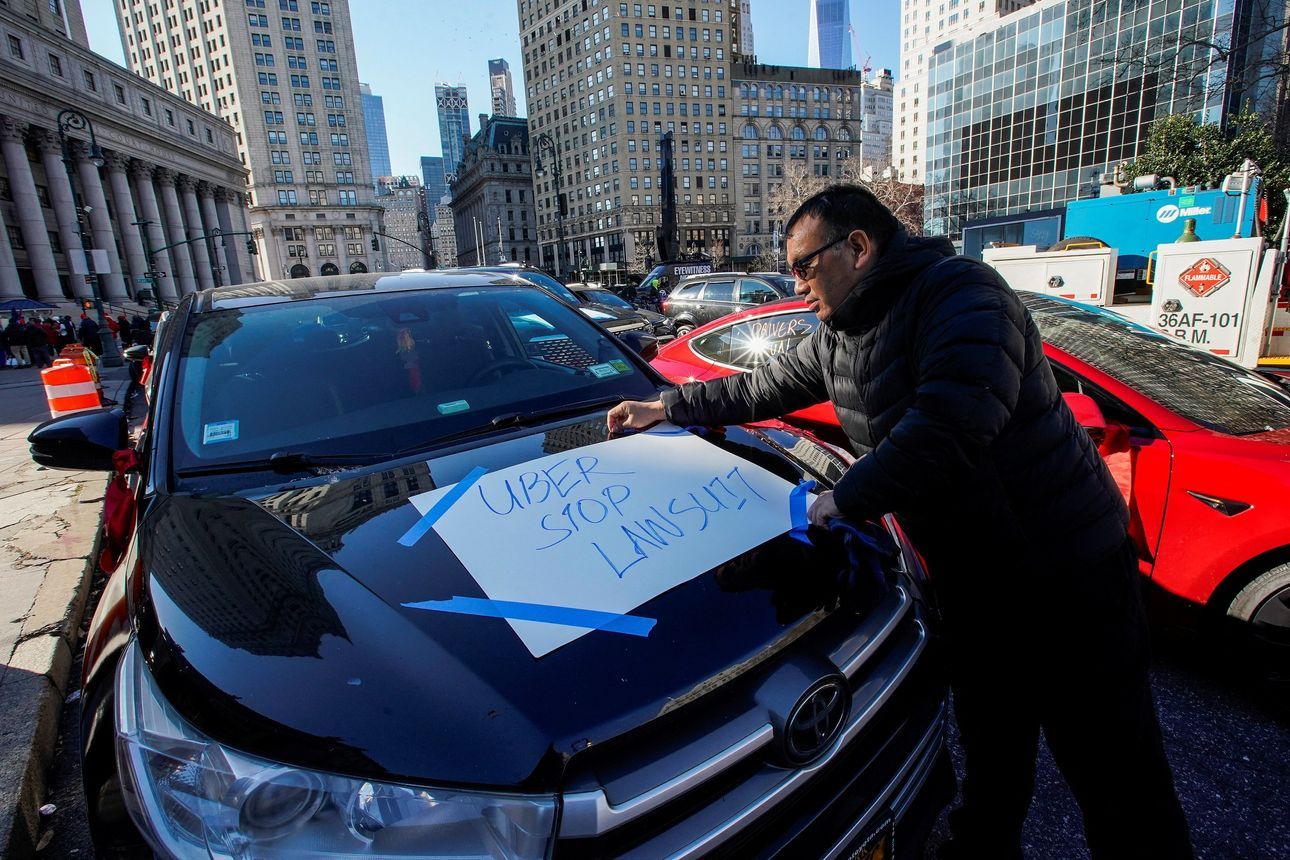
[41, 359, 100, 418]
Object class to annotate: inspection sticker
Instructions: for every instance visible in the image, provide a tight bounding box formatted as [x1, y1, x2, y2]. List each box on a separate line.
[405, 427, 799, 657]
[202, 420, 239, 444]
[587, 362, 621, 378]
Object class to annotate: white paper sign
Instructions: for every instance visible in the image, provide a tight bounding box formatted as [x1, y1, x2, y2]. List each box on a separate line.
[409, 427, 798, 657]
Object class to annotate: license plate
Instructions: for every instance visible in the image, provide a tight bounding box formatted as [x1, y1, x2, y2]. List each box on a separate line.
[846, 817, 894, 860]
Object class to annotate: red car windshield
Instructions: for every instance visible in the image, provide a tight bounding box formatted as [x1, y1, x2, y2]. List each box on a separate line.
[1022, 294, 1290, 436]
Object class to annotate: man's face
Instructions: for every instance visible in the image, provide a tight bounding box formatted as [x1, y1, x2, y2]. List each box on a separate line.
[786, 214, 876, 322]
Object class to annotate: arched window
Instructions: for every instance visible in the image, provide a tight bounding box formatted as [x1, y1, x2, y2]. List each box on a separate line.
[742, 123, 758, 139]
[289, 264, 310, 279]
[349, 261, 368, 273]
[837, 127, 853, 141]
[766, 125, 784, 140]
[814, 126, 828, 141]
[774, 85, 784, 100]
[790, 125, 806, 141]
[319, 262, 339, 276]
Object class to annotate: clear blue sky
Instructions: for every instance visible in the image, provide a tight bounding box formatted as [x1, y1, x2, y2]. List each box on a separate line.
[80, 0, 898, 177]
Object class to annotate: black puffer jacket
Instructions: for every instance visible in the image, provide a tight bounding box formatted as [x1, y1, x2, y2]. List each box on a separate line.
[661, 231, 1129, 578]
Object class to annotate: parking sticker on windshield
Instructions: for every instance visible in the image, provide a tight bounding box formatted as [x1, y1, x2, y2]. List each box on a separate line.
[403, 428, 800, 657]
[437, 400, 470, 415]
[587, 362, 621, 378]
[202, 420, 239, 445]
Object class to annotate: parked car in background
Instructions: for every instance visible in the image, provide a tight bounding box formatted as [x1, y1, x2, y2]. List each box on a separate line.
[469, 265, 653, 340]
[565, 281, 677, 342]
[34, 271, 953, 859]
[750, 272, 799, 295]
[652, 293, 1290, 651]
[662, 273, 794, 336]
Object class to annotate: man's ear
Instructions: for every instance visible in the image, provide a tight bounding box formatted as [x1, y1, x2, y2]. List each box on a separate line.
[846, 229, 877, 272]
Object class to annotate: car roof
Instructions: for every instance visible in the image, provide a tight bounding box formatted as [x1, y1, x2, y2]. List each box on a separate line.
[194, 270, 540, 312]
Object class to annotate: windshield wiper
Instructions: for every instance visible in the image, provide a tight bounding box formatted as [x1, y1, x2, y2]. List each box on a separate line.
[176, 451, 392, 478]
[394, 395, 631, 457]
[489, 394, 630, 429]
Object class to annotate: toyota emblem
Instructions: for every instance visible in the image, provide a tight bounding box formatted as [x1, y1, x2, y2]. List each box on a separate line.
[784, 677, 850, 765]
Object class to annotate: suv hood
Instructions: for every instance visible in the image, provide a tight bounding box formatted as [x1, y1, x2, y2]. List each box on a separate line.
[138, 422, 855, 791]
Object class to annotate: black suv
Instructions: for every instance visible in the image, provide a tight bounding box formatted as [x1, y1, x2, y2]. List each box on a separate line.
[663, 274, 793, 336]
[470, 265, 653, 340]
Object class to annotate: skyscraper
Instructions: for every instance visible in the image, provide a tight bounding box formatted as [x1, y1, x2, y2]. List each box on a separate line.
[808, 0, 851, 69]
[360, 83, 391, 186]
[112, 0, 386, 279]
[420, 156, 448, 212]
[739, 1, 755, 57]
[435, 84, 471, 181]
[488, 59, 517, 117]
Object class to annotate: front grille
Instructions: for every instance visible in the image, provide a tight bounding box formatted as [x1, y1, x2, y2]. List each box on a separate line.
[555, 581, 942, 859]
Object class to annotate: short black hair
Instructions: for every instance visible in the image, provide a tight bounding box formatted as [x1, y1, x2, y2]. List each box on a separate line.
[785, 184, 901, 251]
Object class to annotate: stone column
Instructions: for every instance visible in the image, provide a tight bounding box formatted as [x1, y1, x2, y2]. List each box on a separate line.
[0, 200, 24, 299]
[212, 187, 245, 285]
[31, 128, 90, 299]
[105, 151, 149, 292]
[69, 141, 128, 301]
[177, 175, 213, 290]
[1, 118, 63, 301]
[197, 182, 231, 287]
[155, 168, 197, 296]
[129, 160, 178, 302]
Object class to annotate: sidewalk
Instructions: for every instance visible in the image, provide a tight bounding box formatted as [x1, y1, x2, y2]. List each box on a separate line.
[0, 362, 130, 859]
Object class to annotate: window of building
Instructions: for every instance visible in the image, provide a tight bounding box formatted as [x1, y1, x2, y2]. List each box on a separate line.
[83, 69, 96, 91]
[48, 54, 62, 76]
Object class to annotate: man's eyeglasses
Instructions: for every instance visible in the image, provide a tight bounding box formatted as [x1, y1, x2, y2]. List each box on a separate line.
[789, 235, 847, 280]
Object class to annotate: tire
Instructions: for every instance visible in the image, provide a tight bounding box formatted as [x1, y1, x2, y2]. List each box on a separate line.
[1225, 562, 1290, 647]
[675, 322, 695, 338]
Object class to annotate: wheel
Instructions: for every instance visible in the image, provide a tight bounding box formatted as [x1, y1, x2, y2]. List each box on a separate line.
[467, 358, 536, 386]
[675, 322, 695, 338]
[1226, 562, 1290, 647]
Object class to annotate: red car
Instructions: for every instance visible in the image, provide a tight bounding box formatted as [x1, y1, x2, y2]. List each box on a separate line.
[652, 294, 1290, 647]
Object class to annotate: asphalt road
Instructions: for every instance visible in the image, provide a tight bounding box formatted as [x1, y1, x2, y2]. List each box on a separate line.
[35, 609, 1290, 858]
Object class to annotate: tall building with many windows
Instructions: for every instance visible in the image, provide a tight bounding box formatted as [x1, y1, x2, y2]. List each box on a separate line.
[517, 0, 744, 277]
[734, 64, 891, 262]
[360, 82, 391, 185]
[922, 0, 1282, 241]
[808, 0, 851, 70]
[375, 175, 425, 269]
[112, 0, 386, 279]
[488, 59, 517, 117]
[419, 155, 448, 213]
[435, 83, 471, 181]
[895, 0, 1034, 183]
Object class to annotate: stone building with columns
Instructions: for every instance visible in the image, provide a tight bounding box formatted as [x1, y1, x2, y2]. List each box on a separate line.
[450, 115, 537, 268]
[0, 0, 252, 309]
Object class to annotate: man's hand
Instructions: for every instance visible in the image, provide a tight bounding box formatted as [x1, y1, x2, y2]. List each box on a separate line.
[807, 490, 842, 526]
[607, 399, 666, 434]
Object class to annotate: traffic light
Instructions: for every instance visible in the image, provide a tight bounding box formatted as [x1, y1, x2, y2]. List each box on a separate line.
[246, 239, 257, 255]
[371, 237, 380, 252]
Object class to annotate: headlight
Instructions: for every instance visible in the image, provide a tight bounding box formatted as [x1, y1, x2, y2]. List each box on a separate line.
[114, 641, 556, 858]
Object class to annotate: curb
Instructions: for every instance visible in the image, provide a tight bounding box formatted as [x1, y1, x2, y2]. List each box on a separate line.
[0, 471, 110, 855]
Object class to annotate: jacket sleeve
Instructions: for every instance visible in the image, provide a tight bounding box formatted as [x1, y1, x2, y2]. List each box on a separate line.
[660, 331, 830, 427]
[831, 279, 1026, 521]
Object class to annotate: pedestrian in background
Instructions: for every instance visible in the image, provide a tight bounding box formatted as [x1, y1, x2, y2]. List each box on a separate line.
[5, 318, 30, 367]
[24, 317, 51, 368]
[607, 184, 1192, 860]
[78, 314, 102, 355]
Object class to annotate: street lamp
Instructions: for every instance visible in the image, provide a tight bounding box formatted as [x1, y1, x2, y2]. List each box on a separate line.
[416, 208, 434, 269]
[57, 108, 121, 367]
[533, 131, 567, 278]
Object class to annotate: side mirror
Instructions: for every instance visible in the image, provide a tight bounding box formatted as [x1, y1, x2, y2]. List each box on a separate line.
[617, 331, 659, 361]
[29, 408, 129, 471]
[1063, 392, 1106, 432]
[123, 344, 150, 362]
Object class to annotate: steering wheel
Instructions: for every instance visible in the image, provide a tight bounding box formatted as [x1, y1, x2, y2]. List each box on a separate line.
[468, 359, 536, 385]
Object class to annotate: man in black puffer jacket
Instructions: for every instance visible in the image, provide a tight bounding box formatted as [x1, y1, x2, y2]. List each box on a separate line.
[609, 186, 1190, 858]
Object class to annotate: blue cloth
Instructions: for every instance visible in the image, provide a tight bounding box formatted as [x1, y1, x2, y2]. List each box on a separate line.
[787, 478, 898, 612]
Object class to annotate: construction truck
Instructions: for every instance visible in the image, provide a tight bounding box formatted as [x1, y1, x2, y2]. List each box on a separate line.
[981, 162, 1290, 370]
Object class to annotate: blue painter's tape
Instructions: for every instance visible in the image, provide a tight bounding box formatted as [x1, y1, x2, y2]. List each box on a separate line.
[788, 479, 817, 544]
[398, 465, 489, 547]
[403, 596, 657, 637]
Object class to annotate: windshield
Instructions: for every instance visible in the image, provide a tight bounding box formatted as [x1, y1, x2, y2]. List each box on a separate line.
[1021, 294, 1290, 435]
[585, 289, 634, 310]
[171, 287, 655, 471]
[507, 270, 581, 306]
